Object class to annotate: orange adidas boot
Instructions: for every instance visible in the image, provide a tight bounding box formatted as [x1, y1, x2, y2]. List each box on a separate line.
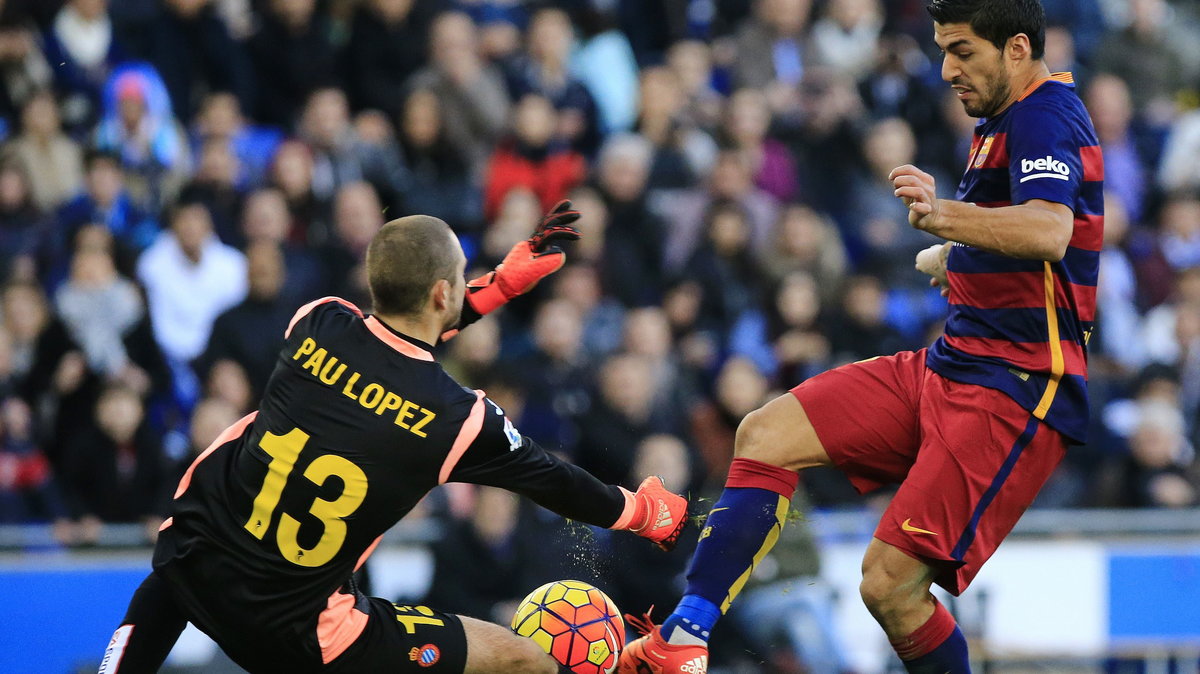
[618, 612, 708, 674]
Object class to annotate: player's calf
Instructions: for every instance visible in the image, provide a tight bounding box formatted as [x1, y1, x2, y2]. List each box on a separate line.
[859, 540, 970, 673]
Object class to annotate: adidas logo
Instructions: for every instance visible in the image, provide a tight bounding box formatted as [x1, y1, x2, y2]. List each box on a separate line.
[679, 655, 708, 673]
[654, 501, 674, 530]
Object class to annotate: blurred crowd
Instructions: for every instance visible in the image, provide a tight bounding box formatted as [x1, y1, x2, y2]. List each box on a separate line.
[2, 0, 1200, 655]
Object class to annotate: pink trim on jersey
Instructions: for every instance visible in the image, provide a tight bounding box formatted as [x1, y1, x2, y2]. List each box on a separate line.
[317, 590, 369, 664]
[355, 535, 382, 572]
[158, 517, 173, 531]
[174, 412, 258, 499]
[437, 390, 487, 484]
[364, 316, 435, 362]
[285, 297, 363, 339]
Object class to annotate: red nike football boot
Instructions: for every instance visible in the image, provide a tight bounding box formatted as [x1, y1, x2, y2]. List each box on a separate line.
[618, 611, 709, 674]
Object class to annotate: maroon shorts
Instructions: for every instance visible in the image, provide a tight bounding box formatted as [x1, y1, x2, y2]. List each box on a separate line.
[791, 349, 1066, 595]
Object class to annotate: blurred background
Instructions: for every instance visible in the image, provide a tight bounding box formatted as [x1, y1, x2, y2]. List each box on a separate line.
[0, 0, 1198, 672]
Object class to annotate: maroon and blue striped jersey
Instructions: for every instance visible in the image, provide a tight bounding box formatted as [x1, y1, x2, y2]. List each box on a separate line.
[926, 73, 1103, 443]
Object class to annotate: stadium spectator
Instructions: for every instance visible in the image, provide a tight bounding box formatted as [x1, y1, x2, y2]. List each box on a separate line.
[1157, 191, 1200, 271]
[93, 63, 191, 213]
[201, 358, 254, 415]
[200, 240, 291, 398]
[238, 187, 323, 302]
[55, 150, 157, 271]
[846, 116, 942, 278]
[1095, 194, 1143, 374]
[1084, 74, 1149, 225]
[137, 200, 246, 404]
[505, 7, 601, 155]
[665, 41, 723, 131]
[247, 0, 337, 128]
[407, 11, 511, 175]
[54, 244, 155, 394]
[858, 33, 949, 170]
[0, 395, 67, 526]
[575, 352, 677, 488]
[189, 92, 283, 190]
[512, 298, 592, 450]
[635, 66, 718, 191]
[483, 93, 586, 220]
[661, 149, 780, 273]
[720, 87, 800, 203]
[683, 200, 766, 334]
[733, 0, 813, 98]
[730, 269, 832, 385]
[266, 138, 324, 244]
[297, 87, 409, 211]
[1093, 0, 1192, 122]
[4, 90, 84, 212]
[592, 132, 668, 306]
[0, 160, 46, 280]
[689, 356, 771, 480]
[182, 139, 243, 245]
[343, 0, 430, 116]
[60, 384, 165, 537]
[621, 306, 696, 421]
[1108, 401, 1199, 508]
[0, 11, 52, 125]
[482, 187, 543, 269]
[320, 181, 384, 308]
[809, 0, 884, 81]
[828, 274, 907, 364]
[442, 313, 502, 386]
[787, 67, 866, 216]
[131, 0, 252, 124]
[570, 5, 640, 136]
[397, 88, 480, 232]
[183, 394, 240, 461]
[551, 264, 624, 361]
[761, 203, 848, 300]
[42, 0, 125, 132]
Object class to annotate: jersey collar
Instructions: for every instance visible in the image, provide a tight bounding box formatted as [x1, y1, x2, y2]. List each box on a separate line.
[1019, 71, 1075, 101]
[364, 315, 436, 361]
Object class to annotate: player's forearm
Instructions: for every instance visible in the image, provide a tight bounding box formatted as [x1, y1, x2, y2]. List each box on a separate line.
[921, 199, 1071, 261]
[508, 459, 628, 528]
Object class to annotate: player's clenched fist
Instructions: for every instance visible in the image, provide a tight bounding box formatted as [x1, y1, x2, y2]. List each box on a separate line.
[611, 476, 689, 551]
[889, 164, 941, 230]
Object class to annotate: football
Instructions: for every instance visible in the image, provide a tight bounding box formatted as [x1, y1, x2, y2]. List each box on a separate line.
[510, 580, 625, 674]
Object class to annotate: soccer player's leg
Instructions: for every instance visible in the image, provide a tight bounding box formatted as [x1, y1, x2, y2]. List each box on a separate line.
[99, 571, 190, 673]
[866, 373, 1068, 673]
[620, 352, 925, 674]
[459, 615, 570, 674]
[327, 598, 568, 673]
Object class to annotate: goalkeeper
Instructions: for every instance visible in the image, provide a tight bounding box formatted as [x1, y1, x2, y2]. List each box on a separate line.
[100, 201, 687, 674]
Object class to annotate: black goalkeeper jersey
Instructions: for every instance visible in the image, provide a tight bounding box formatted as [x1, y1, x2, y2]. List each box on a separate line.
[153, 297, 626, 671]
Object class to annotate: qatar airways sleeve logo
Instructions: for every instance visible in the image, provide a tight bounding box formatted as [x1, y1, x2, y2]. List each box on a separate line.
[1019, 155, 1071, 182]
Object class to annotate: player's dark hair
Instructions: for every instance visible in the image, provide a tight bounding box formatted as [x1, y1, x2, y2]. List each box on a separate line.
[927, 0, 1045, 60]
[367, 215, 459, 316]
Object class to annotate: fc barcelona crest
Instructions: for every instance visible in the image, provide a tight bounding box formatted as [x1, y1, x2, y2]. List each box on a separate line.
[973, 135, 995, 169]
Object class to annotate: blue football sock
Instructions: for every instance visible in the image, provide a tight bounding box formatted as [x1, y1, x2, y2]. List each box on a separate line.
[660, 458, 797, 645]
[901, 625, 970, 673]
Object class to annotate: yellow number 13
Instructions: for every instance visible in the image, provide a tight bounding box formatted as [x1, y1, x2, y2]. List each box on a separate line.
[244, 428, 368, 567]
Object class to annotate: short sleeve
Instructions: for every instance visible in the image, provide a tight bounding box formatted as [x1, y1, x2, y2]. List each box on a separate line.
[1008, 102, 1083, 209]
